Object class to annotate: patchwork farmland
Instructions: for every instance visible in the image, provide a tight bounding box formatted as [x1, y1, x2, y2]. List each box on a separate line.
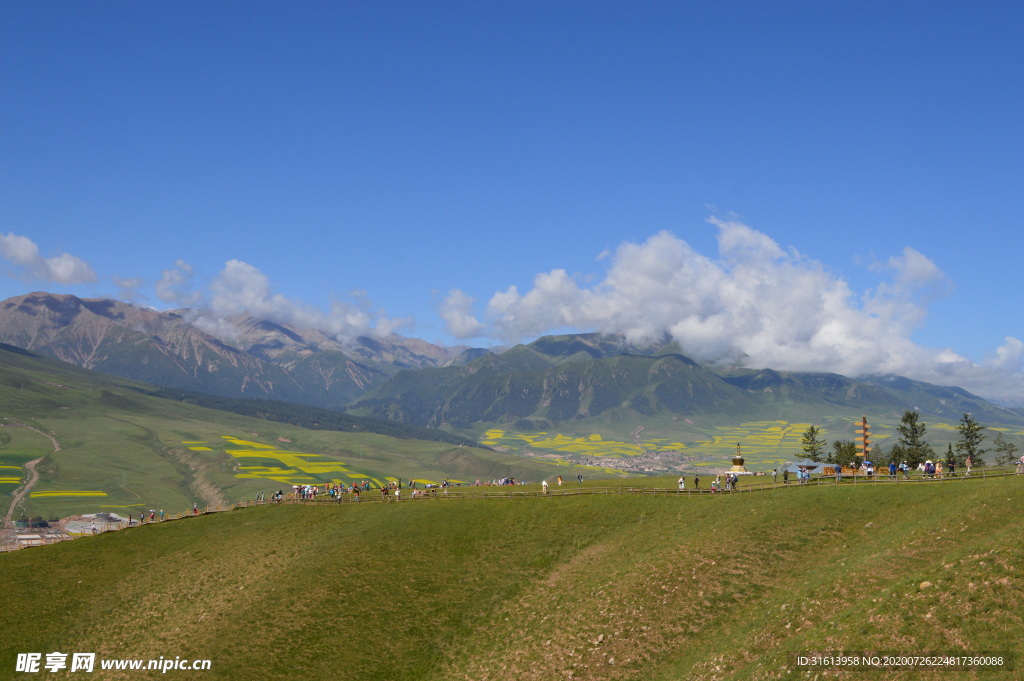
[482, 420, 815, 471]
[480, 416, 1024, 473]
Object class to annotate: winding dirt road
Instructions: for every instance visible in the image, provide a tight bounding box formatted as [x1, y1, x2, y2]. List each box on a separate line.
[3, 422, 60, 529]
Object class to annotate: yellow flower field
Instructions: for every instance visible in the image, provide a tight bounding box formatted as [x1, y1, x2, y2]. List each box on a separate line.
[180, 436, 378, 487]
[483, 420, 819, 466]
[30, 491, 108, 498]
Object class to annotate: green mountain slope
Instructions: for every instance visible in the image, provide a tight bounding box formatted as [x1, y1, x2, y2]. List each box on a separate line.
[352, 334, 1024, 436]
[352, 343, 765, 428]
[0, 345, 593, 520]
[721, 368, 1019, 424]
[137, 387, 485, 449]
[2, 477, 1020, 680]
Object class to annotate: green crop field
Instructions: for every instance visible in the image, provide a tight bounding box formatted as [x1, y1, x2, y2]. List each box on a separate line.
[0, 425, 52, 487]
[2, 474, 1021, 680]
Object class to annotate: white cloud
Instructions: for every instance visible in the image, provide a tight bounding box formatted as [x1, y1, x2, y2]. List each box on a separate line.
[209, 259, 319, 325]
[205, 259, 404, 342]
[864, 246, 952, 329]
[156, 259, 202, 306]
[440, 289, 484, 338]
[987, 337, 1024, 374]
[459, 218, 1024, 400]
[113, 276, 144, 302]
[487, 269, 586, 339]
[0, 233, 97, 284]
[190, 314, 243, 344]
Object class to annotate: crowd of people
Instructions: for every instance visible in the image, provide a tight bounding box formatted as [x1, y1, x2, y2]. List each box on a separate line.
[674, 473, 744, 492]
[251, 477, 549, 503]
[128, 453, 1024, 531]
[232, 454, 1020, 509]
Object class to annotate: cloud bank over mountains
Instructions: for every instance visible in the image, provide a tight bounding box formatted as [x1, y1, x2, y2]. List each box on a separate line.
[2, 224, 1022, 400]
[158, 258, 409, 344]
[443, 219, 1023, 400]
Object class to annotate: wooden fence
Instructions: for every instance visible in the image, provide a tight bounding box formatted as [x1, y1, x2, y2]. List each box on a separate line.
[6, 465, 1020, 549]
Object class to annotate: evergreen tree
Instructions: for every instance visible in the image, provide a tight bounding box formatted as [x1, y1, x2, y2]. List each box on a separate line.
[801, 425, 826, 461]
[896, 409, 933, 467]
[992, 432, 1019, 467]
[945, 442, 958, 467]
[883, 442, 906, 466]
[955, 413, 987, 467]
[826, 439, 859, 469]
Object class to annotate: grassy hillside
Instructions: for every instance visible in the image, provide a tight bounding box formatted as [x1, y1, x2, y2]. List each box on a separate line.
[351, 334, 1024, 472]
[137, 386, 485, 449]
[0, 346, 596, 521]
[1, 476, 1020, 680]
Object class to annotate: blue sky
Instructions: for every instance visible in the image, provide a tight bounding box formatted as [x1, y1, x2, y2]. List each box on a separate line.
[2, 2, 1023, 399]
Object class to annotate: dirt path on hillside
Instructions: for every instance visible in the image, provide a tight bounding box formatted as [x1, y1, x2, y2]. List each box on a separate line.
[3, 421, 60, 529]
[167, 445, 229, 508]
[106, 416, 230, 509]
[630, 425, 651, 454]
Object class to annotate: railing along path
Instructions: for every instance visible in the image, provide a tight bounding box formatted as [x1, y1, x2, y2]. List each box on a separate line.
[40, 465, 1024, 540]
[219, 464, 1024, 510]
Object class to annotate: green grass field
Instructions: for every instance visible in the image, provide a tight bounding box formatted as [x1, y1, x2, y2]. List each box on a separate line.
[0, 350, 599, 520]
[1, 410, 601, 519]
[2, 474, 1020, 680]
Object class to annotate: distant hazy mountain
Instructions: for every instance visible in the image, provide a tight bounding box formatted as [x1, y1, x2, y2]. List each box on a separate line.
[0, 292, 472, 409]
[351, 333, 1024, 430]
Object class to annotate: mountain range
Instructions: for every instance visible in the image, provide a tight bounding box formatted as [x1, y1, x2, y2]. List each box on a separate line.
[0, 292, 475, 410]
[350, 332, 1024, 431]
[2, 292, 1022, 437]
